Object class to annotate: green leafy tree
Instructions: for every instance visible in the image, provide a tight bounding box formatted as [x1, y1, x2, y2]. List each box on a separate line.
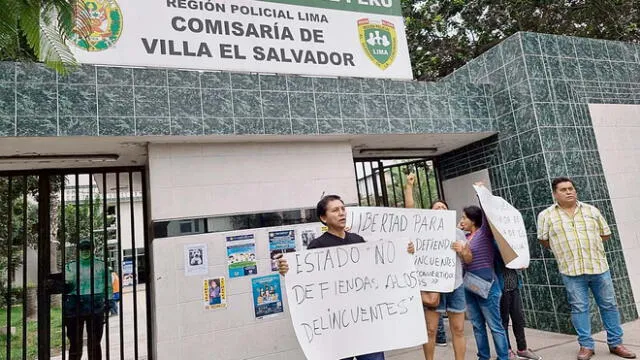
[0, 0, 91, 72]
[402, 0, 640, 80]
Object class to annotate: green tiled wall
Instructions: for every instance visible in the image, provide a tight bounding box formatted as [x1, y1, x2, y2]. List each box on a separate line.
[0, 62, 492, 137]
[1, 32, 638, 334]
[439, 32, 639, 334]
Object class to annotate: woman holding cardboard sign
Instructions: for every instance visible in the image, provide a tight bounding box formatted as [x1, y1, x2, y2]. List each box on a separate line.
[460, 183, 510, 360]
[422, 200, 472, 360]
[402, 173, 471, 360]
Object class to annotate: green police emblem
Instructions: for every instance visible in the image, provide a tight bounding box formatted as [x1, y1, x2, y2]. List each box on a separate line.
[71, 0, 123, 52]
[358, 19, 398, 70]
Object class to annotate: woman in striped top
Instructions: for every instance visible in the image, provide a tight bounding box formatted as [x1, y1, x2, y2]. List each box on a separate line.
[460, 205, 509, 360]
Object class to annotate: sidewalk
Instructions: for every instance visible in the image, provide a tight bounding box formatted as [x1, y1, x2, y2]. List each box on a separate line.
[387, 319, 640, 359]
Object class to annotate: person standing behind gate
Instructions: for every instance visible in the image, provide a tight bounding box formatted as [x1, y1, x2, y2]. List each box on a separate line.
[276, 194, 415, 360]
[537, 177, 636, 360]
[110, 268, 120, 316]
[64, 238, 112, 360]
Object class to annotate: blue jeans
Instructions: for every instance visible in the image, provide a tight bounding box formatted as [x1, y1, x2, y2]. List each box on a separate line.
[341, 352, 384, 360]
[561, 270, 623, 349]
[466, 279, 509, 360]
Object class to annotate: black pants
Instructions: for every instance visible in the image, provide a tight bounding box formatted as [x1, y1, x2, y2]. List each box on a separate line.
[500, 288, 527, 351]
[64, 314, 105, 360]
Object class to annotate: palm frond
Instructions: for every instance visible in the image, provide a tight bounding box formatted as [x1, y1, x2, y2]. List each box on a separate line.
[40, 19, 78, 74]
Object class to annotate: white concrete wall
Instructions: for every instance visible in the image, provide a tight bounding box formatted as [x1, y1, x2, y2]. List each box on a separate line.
[149, 142, 423, 360]
[148, 142, 358, 221]
[117, 200, 144, 251]
[441, 169, 491, 220]
[589, 104, 640, 312]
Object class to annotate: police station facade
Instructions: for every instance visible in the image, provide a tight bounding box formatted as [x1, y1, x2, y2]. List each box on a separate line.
[1, 2, 640, 359]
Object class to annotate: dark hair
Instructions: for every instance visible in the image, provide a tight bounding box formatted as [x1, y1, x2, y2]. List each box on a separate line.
[431, 199, 449, 209]
[552, 177, 575, 192]
[463, 205, 483, 228]
[78, 238, 91, 250]
[316, 195, 343, 224]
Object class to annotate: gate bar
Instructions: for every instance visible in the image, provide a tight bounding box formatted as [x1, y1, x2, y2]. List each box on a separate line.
[353, 163, 363, 206]
[60, 175, 66, 360]
[5, 177, 13, 360]
[141, 170, 154, 360]
[102, 173, 111, 360]
[389, 166, 398, 206]
[116, 173, 125, 360]
[73, 174, 81, 360]
[360, 162, 371, 206]
[22, 176, 29, 360]
[377, 161, 389, 207]
[37, 175, 52, 359]
[129, 171, 140, 359]
[88, 173, 96, 358]
[414, 164, 425, 208]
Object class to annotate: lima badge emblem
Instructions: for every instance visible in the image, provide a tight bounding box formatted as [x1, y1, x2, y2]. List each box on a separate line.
[358, 18, 397, 70]
[71, 0, 122, 52]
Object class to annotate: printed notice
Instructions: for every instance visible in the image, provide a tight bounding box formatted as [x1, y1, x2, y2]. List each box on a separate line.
[252, 274, 284, 319]
[184, 243, 208, 276]
[226, 234, 258, 278]
[203, 277, 227, 310]
[269, 230, 297, 271]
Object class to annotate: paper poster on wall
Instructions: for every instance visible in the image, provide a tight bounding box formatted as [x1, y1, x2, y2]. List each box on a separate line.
[184, 244, 208, 276]
[347, 206, 457, 292]
[226, 234, 258, 278]
[473, 185, 530, 269]
[203, 277, 227, 310]
[251, 274, 284, 319]
[283, 240, 426, 360]
[122, 260, 134, 287]
[269, 230, 297, 271]
[299, 227, 320, 250]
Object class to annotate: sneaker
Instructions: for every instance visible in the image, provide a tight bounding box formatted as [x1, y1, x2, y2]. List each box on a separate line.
[517, 349, 542, 360]
[508, 349, 517, 360]
[435, 340, 447, 347]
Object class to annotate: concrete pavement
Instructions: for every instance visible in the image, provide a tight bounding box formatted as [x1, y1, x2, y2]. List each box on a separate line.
[50, 286, 639, 359]
[386, 319, 640, 360]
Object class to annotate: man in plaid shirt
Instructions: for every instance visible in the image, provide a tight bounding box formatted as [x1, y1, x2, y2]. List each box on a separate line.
[537, 177, 635, 360]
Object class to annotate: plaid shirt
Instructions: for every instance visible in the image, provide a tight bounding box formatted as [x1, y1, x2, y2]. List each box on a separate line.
[537, 202, 611, 276]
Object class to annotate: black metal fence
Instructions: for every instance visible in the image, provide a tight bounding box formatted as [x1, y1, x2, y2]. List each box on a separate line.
[354, 159, 442, 209]
[0, 168, 152, 360]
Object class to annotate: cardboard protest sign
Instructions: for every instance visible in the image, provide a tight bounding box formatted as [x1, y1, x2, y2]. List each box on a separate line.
[473, 185, 530, 269]
[347, 206, 457, 292]
[283, 240, 426, 360]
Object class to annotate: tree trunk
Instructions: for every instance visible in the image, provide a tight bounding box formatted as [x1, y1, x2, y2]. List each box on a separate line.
[49, 195, 61, 308]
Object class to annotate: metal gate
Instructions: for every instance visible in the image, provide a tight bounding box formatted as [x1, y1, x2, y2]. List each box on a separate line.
[354, 159, 443, 209]
[0, 167, 152, 360]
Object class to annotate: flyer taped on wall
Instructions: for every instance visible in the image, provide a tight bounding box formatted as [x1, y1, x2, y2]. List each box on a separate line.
[184, 243, 208, 276]
[269, 229, 297, 271]
[226, 234, 257, 278]
[251, 274, 284, 319]
[203, 277, 227, 310]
